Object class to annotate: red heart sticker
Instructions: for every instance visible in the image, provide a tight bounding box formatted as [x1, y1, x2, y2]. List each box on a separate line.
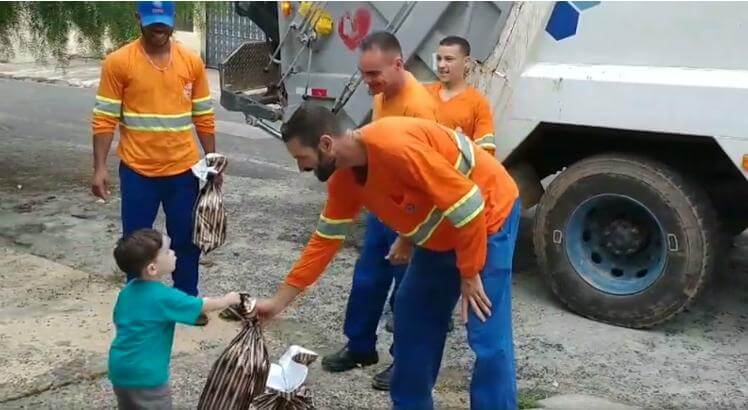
[338, 7, 372, 51]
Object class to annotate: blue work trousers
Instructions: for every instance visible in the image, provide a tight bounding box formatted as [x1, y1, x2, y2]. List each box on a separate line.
[119, 162, 201, 296]
[343, 213, 407, 356]
[391, 200, 521, 410]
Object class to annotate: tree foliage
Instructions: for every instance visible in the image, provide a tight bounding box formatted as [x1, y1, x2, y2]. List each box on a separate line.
[0, 2, 206, 64]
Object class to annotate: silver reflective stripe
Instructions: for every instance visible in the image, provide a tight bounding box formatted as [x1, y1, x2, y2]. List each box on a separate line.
[93, 96, 121, 117]
[405, 208, 445, 246]
[404, 130, 481, 244]
[475, 134, 496, 148]
[453, 131, 475, 176]
[192, 97, 213, 115]
[315, 216, 352, 240]
[445, 186, 485, 228]
[122, 113, 193, 132]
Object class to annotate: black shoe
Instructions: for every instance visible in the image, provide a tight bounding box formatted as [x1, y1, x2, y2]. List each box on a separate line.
[195, 313, 209, 326]
[322, 346, 379, 373]
[372, 364, 393, 391]
[386, 316, 455, 333]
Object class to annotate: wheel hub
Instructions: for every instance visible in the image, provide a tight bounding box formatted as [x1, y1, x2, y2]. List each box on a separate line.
[602, 219, 647, 256]
[564, 194, 667, 296]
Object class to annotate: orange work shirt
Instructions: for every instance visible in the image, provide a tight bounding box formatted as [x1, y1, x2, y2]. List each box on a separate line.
[91, 39, 215, 177]
[425, 83, 495, 154]
[285, 117, 519, 290]
[372, 71, 437, 121]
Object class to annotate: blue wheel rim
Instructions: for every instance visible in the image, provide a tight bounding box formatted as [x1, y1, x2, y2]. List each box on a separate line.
[564, 194, 667, 295]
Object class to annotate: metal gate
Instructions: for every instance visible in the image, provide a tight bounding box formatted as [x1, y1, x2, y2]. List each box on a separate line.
[205, 2, 266, 68]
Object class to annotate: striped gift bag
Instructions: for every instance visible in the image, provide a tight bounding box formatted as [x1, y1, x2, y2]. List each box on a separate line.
[192, 153, 228, 253]
[198, 295, 270, 410]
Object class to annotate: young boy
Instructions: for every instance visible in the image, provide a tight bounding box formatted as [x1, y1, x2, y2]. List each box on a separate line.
[108, 228, 240, 409]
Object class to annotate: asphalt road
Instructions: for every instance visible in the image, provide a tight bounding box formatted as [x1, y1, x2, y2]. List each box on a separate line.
[1, 78, 746, 409]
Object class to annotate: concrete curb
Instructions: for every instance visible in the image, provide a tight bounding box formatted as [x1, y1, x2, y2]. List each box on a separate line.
[0, 71, 99, 88]
[534, 394, 642, 409]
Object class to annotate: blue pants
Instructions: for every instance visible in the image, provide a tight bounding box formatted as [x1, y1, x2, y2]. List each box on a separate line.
[119, 162, 201, 296]
[343, 213, 407, 356]
[391, 201, 521, 410]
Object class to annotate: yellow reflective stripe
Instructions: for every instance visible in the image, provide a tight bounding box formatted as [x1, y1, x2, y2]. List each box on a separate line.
[192, 98, 213, 113]
[403, 207, 446, 245]
[122, 124, 194, 132]
[122, 112, 192, 118]
[403, 130, 484, 244]
[445, 186, 485, 228]
[452, 131, 476, 176]
[315, 215, 352, 240]
[96, 95, 121, 104]
[474, 134, 495, 144]
[475, 134, 496, 151]
[192, 108, 214, 116]
[92, 108, 119, 118]
[93, 97, 121, 118]
[121, 112, 193, 131]
[191, 96, 212, 103]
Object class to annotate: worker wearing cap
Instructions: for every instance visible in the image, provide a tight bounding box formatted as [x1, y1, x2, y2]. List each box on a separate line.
[319, 31, 440, 391]
[257, 104, 520, 409]
[426, 36, 496, 155]
[91, 1, 218, 325]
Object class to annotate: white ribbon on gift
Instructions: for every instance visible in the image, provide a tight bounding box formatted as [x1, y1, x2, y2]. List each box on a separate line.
[191, 153, 224, 183]
[265, 345, 317, 393]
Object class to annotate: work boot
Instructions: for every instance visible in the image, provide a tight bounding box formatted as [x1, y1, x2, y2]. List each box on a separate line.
[195, 312, 209, 326]
[322, 345, 379, 373]
[372, 363, 393, 391]
[385, 315, 455, 333]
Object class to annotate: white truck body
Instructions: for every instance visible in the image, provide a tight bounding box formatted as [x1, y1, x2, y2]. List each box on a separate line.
[221, 1, 748, 327]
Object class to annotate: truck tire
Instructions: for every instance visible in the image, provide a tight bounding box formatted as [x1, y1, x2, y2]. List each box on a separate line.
[533, 154, 720, 328]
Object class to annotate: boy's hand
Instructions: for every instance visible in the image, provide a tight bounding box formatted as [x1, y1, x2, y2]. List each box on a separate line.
[224, 291, 241, 306]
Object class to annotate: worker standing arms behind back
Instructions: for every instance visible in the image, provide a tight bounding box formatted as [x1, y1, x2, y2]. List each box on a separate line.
[321, 31, 439, 391]
[256, 106, 521, 409]
[426, 36, 497, 155]
[91, 1, 219, 325]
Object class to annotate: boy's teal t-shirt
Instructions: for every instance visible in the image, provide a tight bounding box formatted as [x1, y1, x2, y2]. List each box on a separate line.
[108, 280, 203, 388]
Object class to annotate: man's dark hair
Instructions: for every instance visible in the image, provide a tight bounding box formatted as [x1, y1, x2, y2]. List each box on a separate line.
[439, 35, 471, 56]
[360, 31, 402, 57]
[281, 103, 342, 148]
[114, 229, 163, 276]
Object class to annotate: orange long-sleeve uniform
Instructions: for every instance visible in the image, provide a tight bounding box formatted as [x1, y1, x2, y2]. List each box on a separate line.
[91, 40, 215, 177]
[425, 83, 496, 154]
[285, 117, 519, 290]
[373, 71, 437, 121]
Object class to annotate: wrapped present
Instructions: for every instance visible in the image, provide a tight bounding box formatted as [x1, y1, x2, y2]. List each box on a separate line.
[191, 153, 228, 254]
[198, 295, 269, 410]
[250, 346, 318, 410]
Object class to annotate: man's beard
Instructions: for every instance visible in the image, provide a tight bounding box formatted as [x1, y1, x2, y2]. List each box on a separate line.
[313, 151, 336, 182]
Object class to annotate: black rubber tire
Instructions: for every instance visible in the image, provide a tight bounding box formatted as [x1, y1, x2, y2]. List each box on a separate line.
[533, 154, 721, 328]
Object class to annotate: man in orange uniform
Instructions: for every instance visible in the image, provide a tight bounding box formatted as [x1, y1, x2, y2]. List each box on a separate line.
[91, 2, 217, 325]
[321, 31, 438, 390]
[426, 36, 496, 155]
[257, 104, 521, 409]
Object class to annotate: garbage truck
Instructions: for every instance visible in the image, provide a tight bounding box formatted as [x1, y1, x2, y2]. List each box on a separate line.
[219, 1, 748, 328]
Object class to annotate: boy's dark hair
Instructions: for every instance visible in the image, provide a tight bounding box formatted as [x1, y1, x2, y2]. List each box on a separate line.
[360, 31, 402, 57]
[280, 103, 341, 148]
[114, 229, 163, 276]
[439, 35, 471, 56]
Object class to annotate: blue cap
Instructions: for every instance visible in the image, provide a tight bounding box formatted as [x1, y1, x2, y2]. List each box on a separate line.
[137, 1, 176, 28]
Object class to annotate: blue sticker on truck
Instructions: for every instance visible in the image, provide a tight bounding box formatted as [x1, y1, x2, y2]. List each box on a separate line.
[546, 1, 600, 41]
